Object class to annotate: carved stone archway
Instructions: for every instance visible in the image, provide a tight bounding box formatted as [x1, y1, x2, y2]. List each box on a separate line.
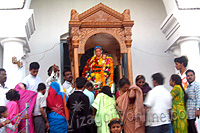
[68, 3, 134, 84]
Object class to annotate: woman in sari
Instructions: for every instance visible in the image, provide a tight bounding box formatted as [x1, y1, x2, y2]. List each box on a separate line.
[92, 86, 119, 133]
[47, 82, 69, 133]
[169, 74, 187, 133]
[115, 77, 130, 100]
[14, 83, 37, 133]
[117, 84, 145, 133]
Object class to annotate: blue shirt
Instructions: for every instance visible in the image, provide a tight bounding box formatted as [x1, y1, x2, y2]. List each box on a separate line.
[186, 81, 200, 119]
[83, 89, 94, 108]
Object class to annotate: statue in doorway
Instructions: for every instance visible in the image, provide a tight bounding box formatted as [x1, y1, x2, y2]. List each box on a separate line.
[82, 46, 114, 94]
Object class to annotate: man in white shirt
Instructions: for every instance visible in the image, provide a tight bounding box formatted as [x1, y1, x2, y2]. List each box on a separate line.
[144, 73, 172, 133]
[0, 68, 9, 106]
[62, 68, 74, 97]
[22, 62, 42, 92]
[45, 64, 62, 97]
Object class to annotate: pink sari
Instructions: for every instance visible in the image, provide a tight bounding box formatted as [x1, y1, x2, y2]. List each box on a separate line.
[14, 83, 37, 133]
[6, 101, 19, 133]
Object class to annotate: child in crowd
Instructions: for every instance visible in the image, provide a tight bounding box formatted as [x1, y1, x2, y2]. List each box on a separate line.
[0, 106, 14, 133]
[6, 89, 20, 133]
[83, 82, 94, 109]
[108, 118, 123, 133]
[33, 83, 49, 133]
[135, 75, 151, 100]
[22, 62, 42, 92]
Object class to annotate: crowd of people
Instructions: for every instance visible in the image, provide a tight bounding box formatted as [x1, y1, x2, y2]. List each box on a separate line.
[0, 53, 200, 133]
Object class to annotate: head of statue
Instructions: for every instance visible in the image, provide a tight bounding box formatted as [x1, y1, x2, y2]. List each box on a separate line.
[94, 45, 102, 58]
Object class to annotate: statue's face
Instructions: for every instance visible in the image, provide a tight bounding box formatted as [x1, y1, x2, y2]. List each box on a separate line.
[95, 48, 101, 57]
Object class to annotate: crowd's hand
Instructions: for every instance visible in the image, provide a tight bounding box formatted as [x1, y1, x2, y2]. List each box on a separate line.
[22, 114, 29, 120]
[45, 122, 49, 131]
[195, 110, 200, 118]
[53, 64, 59, 73]
[4, 119, 11, 124]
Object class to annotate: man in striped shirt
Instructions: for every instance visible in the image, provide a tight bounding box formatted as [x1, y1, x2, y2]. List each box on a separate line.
[186, 69, 200, 133]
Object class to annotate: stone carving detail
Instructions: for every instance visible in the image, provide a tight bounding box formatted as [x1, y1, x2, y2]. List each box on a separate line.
[82, 10, 121, 22]
[79, 28, 127, 53]
[123, 9, 131, 21]
[71, 9, 79, 21]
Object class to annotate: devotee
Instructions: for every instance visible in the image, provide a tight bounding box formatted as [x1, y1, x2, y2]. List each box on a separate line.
[82, 46, 114, 96]
[117, 84, 145, 133]
[169, 74, 187, 133]
[0, 106, 14, 133]
[174, 56, 188, 90]
[45, 64, 61, 97]
[0, 68, 9, 106]
[62, 68, 74, 97]
[47, 82, 68, 133]
[108, 118, 123, 133]
[185, 69, 200, 133]
[135, 75, 152, 101]
[33, 83, 49, 133]
[22, 62, 42, 92]
[92, 86, 119, 133]
[67, 77, 93, 133]
[144, 73, 172, 133]
[14, 83, 37, 133]
[115, 77, 130, 99]
[83, 82, 94, 109]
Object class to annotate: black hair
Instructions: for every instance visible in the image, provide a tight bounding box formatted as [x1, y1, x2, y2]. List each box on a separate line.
[6, 89, 20, 101]
[86, 82, 93, 88]
[119, 78, 130, 88]
[22, 83, 27, 89]
[37, 83, 46, 91]
[76, 77, 87, 89]
[171, 74, 188, 107]
[152, 73, 164, 85]
[29, 62, 40, 70]
[47, 65, 54, 76]
[0, 68, 6, 73]
[101, 86, 112, 97]
[63, 68, 71, 76]
[108, 118, 123, 130]
[174, 56, 188, 67]
[186, 69, 195, 76]
[135, 75, 145, 83]
[0, 106, 7, 118]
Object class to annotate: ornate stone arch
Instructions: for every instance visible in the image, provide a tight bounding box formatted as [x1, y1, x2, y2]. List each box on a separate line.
[68, 3, 134, 84]
[79, 28, 126, 54]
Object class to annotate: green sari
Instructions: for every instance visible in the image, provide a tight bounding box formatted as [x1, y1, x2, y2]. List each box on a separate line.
[92, 93, 119, 133]
[171, 85, 187, 133]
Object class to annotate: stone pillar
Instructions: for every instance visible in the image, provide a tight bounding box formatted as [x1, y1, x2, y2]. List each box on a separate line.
[126, 44, 133, 84]
[177, 37, 200, 82]
[1, 38, 26, 88]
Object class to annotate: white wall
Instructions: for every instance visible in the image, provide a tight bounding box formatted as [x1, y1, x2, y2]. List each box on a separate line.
[0, 46, 3, 68]
[29, 0, 175, 90]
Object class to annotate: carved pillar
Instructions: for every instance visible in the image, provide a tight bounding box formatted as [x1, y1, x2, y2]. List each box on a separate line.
[125, 27, 133, 84]
[71, 27, 80, 80]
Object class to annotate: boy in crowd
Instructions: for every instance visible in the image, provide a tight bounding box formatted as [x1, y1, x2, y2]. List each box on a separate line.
[67, 77, 94, 133]
[33, 83, 49, 133]
[22, 62, 42, 92]
[83, 82, 94, 109]
[174, 56, 188, 90]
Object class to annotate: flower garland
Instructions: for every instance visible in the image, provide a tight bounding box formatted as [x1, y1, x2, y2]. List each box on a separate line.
[82, 55, 114, 90]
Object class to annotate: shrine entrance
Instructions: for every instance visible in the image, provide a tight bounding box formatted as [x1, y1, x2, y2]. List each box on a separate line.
[67, 3, 134, 84]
